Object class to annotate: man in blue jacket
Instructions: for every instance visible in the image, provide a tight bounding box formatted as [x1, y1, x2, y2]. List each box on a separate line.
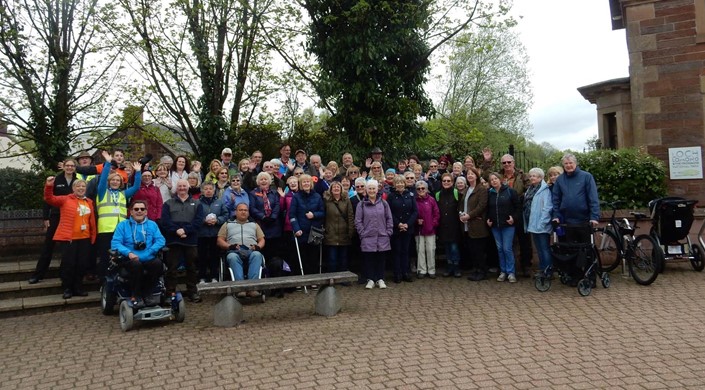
[551, 153, 600, 242]
[111, 199, 166, 306]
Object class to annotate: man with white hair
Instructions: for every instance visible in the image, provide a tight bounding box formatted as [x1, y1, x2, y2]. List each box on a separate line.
[551, 153, 600, 243]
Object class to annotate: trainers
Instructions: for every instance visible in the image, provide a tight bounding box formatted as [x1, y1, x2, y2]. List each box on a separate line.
[508, 273, 517, 283]
[236, 291, 246, 298]
[365, 280, 374, 289]
[376, 279, 387, 289]
[198, 279, 207, 285]
[210, 278, 218, 283]
[496, 272, 507, 282]
[247, 291, 261, 298]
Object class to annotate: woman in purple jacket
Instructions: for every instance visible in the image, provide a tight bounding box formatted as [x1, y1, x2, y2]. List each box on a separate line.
[355, 179, 393, 289]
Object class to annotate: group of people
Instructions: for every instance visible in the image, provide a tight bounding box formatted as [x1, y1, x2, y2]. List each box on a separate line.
[29, 143, 600, 302]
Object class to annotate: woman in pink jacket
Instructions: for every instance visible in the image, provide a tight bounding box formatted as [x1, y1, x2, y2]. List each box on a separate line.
[414, 180, 440, 278]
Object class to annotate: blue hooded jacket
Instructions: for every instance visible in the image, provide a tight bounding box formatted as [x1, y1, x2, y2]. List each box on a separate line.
[551, 167, 600, 224]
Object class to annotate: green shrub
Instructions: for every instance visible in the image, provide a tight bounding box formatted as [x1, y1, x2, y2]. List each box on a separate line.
[575, 148, 667, 208]
[0, 167, 48, 210]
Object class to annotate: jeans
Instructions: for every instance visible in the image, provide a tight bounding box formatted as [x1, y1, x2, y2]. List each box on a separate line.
[532, 233, 552, 272]
[227, 251, 264, 281]
[326, 245, 349, 273]
[444, 241, 460, 272]
[491, 226, 516, 274]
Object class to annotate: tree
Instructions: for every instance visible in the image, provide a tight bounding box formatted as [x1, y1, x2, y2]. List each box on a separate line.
[0, 0, 124, 169]
[114, 0, 290, 160]
[303, 0, 434, 160]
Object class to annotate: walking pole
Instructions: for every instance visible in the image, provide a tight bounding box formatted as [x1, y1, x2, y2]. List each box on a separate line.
[294, 235, 308, 294]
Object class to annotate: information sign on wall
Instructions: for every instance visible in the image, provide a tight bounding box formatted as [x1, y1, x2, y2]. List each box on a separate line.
[669, 146, 703, 179]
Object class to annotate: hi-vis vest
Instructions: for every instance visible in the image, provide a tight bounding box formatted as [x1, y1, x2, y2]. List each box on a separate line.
[97, 190, 127, 233]
[76, 173, 96, 182]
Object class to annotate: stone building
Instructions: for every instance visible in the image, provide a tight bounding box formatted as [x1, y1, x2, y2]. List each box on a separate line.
[579, 0, 705, 202]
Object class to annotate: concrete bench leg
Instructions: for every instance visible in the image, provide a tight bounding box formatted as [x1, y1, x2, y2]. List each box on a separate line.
[315, 286, 341, 317]
[213, 295, 244, 327]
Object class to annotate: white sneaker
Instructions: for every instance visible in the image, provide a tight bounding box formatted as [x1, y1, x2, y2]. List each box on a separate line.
[496, 272, 507, 282]
[198, 279, 207, 285]
[365, 280, 375, 289]
[210, 278, 218, 283]
[376, 279, 387, 289]
[508, 274, 517, 283]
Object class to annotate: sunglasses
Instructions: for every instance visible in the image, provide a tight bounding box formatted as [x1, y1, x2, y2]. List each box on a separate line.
[132, 207, 146, 212]
[501, 161, 513, 165]
[355, 185, 365, 188]
[294, 172, 303, 175]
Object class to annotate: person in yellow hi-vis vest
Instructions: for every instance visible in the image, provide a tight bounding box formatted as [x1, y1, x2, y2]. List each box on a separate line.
[96, 150, 142, 280]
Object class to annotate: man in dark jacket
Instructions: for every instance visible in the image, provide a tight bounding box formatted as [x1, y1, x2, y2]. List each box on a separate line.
[161, 179, 204, 302]
[551, 153, 600, 243]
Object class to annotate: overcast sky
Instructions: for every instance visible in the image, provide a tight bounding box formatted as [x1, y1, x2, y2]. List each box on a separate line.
[510, 2, 630, 151]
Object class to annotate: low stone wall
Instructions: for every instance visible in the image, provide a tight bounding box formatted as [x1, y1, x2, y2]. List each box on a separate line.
[0, 209, 46, 256]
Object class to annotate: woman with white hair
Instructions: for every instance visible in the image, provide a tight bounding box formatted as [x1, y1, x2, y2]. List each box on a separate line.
[355, 179, 393, 289]
[524, 167, 554, 275]
[249, 171, 282, 259]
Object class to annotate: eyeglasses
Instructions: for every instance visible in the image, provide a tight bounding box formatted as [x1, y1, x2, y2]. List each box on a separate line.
[294, 172, 303, 175]
[132, 207, 146, 212]
[501, 161, 513, 165]
[231, 179, 240, 182]
[442, 179, 452, 183]
[429, 165, 437, 168]
[64, 164, 76, 168]
[355, 185, 365, 188]
[219, 172, 228, 175]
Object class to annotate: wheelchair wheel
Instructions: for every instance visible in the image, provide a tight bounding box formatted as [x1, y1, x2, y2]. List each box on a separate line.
[601, 273, 611, 288]
[629, 235, 660, 286]
[559, 274, 570, 285]
[534, 277, 551, 292]
[175, 299, 186, 323]
[577, 279, 592, 296]
[119, 301, 134, 332]
[101, 284, 116, 315]
[597, 229, 621, 272]
[691, 244, 704, 272]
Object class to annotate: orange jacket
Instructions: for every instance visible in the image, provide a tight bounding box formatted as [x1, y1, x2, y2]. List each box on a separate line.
[44, 184, 97, 243]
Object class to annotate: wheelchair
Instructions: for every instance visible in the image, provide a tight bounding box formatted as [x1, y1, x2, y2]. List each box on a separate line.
[101, 248, 186, 332]
[219, 248, 267, 303]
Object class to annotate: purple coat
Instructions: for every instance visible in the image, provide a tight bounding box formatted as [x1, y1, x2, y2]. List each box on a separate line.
[355, 197, 393, 252]
[415, 195, 440, 236]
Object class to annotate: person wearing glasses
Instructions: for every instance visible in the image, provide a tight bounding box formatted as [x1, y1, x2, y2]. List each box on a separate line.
[436, 173, 462, 277]
[499, 154, 532, 278]
[414, 180, 440, 278]
[368, 161, 386, 183]
[133, 169, 162, 222]
[111, 200, 165, 307]
[426, 159, 442, 193]
[223, 173, 249, 218]
[364, 147, 390, 174]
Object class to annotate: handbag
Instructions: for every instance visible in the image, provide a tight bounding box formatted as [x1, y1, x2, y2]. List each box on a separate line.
[308, 225, 325, 246]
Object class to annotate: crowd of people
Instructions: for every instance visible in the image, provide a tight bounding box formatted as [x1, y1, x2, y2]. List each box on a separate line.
[28, 143, 600, 302]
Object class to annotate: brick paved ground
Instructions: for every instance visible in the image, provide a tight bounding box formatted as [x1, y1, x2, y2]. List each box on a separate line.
[1, 261, 705, 389]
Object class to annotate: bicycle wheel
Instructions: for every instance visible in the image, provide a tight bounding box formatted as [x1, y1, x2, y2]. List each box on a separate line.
[628, 234, 661, 285]
[597, 229, 622, 272]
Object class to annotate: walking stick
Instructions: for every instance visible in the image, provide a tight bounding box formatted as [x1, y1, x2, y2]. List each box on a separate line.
[293, 235, 308, 294]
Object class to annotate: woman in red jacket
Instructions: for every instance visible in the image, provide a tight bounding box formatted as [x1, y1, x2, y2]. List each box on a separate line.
[44, 176, 97, 299]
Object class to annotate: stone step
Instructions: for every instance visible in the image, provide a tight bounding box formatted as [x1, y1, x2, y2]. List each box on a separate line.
[0, 291, 101, 318]
[0, 259, 61, 283]
[0, 277, 100, 300]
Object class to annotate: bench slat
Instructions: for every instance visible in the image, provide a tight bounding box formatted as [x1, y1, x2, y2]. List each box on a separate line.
[197, 271, 358, 294]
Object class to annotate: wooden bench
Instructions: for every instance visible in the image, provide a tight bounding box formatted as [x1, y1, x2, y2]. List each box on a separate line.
[197, 271, 358, 327]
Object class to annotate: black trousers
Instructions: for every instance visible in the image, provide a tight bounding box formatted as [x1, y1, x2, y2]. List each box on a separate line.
[96, 232, 114, 279]
[122, 258, 164, 297]
[197, 236, 220, 281]
[58, 239, 91, 292]
[32, 216, 59, 279]
[165, 245, 198, 294]
[466, 236, 488, 271]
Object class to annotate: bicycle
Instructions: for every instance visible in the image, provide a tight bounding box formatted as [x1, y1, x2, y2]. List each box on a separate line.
[595, 200, 662, 285]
